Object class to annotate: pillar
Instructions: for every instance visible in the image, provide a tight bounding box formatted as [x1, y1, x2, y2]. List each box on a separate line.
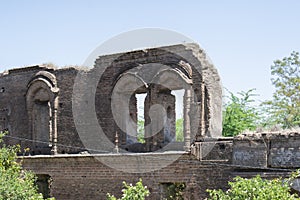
[51, 97, 58, 155]
[184, 87, 192, 152]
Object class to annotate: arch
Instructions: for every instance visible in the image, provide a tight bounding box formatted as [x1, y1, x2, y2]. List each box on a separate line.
[93, 43, 222, 153]
[111, 72, 148, 145]
[26, 71, 59, 155]
[151, 68, 193, 150]
[29, 70, 57, 87]
[107, 48, 195, 95]
[114, 72, 148, 94]
[152, 68, 192, 90]
[112, 66, 193, 151]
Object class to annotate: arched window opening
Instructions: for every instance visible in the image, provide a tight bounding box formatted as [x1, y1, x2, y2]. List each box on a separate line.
[32, 100, 51, 151]
[136, 93, 146, 143]
[26, 71, 59, 155]
[171, 89, 184, 142]
[113, 66, 194, 153]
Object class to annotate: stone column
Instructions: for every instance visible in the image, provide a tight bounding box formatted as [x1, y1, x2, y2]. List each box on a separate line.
[144, 90, 152, 151]
[201, 82, 206, 136]
[114, 92, 131, 145]
[51, 97, 58, 155]
[127, 94, 138, 144]
[184, 87, 192, 152]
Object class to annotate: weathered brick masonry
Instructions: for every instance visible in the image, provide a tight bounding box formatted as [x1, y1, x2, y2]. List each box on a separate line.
[20, 132, 300, 199]
[1, 43, 300, 199]
[21, 153, 233, 200]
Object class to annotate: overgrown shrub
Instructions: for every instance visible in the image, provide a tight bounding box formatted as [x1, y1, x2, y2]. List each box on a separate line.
[107, 179, 150, 200]
[0, 132, 54, 200]
[207, 170, 300, 200]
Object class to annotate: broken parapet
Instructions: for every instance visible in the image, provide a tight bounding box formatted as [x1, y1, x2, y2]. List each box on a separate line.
[233, 129, 300, 169]
[192, 137, 233, 162]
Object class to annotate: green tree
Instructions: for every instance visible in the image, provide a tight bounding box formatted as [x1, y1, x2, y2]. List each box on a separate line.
[137, 120, 145, 143]
[107, 179, 150, 200]
[222, 89, 260, 137]
[207, 170, 300, 200]
[262, 51, 300, 128]
[0, 132, 54, 200]
[175, 118, 184, 142]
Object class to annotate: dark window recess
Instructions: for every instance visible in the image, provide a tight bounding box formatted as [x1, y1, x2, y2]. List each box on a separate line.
[36, 174, 52, 198]
[160, 182, 186, 200]
[219, 143, 226, 150]
[291, 178, 300, 196]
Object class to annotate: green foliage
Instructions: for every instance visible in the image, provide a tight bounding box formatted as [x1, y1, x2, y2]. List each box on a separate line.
[262, 51, 300, 128]
[207, 170, 300, 200]
[163, 183, 185, 200]
[222, 89, 260, 137]
[107, 179, 150, 200]
[137, 120, 145, 143]
[175, 118, 184, 142]
[0, 132, 54, 200]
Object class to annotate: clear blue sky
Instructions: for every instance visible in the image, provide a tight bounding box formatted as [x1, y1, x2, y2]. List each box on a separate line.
[1, 0, 300, 102]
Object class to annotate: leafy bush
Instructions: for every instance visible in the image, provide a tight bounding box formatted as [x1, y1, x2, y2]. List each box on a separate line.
[107, 179, 150, 200]
[162, 182, 185, 200]
[222, 89, 260, 137]
[207, 170, 300, 200]
[0, 132, 54, 200]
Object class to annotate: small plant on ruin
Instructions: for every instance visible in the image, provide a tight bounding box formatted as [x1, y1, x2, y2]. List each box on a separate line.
[0, 132, 54, 200]
[207, 170, 300, 200]
[107, 178, 150, 200]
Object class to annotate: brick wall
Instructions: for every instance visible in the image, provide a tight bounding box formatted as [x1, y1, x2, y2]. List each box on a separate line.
[0, 43, 223, 155]
[0, 65, 87, 154]
[21, 152, 233, 200]
[20, 131, 300, 199]
[233, 131, 300, 169]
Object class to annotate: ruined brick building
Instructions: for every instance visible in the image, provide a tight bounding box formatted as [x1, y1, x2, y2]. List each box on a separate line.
[0, 43, 299, 199]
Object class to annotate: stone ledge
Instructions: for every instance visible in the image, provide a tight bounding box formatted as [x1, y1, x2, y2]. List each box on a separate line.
[19, 151, 187, 159]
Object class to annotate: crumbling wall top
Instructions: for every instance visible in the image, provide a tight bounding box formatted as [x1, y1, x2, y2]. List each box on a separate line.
[8, 65, 55, 74]
[235, 128, 300, 140]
